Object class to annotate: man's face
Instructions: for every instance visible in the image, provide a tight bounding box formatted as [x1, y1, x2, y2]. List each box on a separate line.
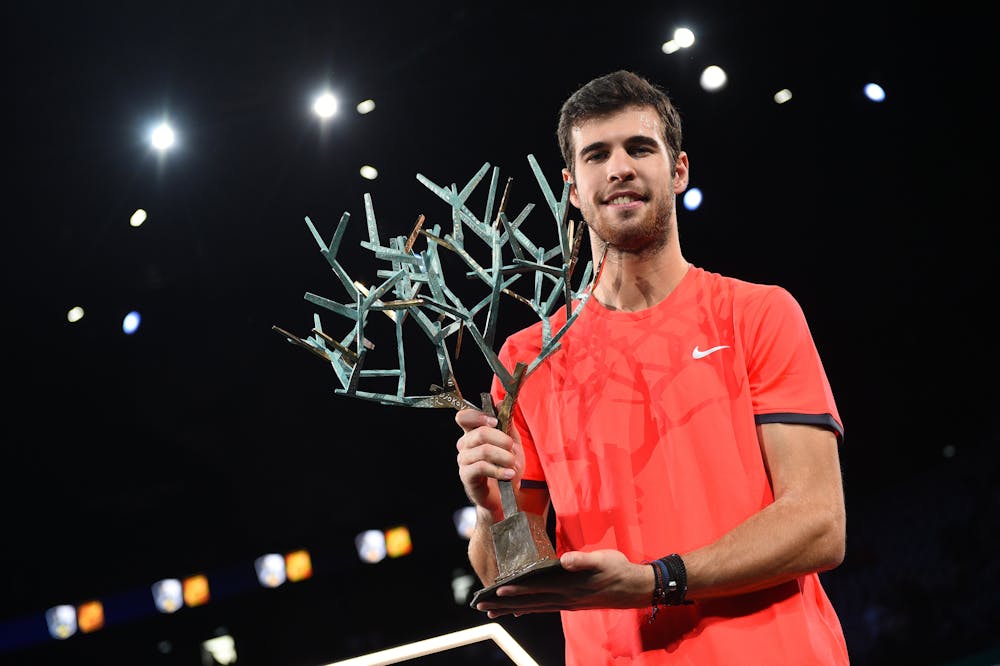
[564, 105, 688, 254]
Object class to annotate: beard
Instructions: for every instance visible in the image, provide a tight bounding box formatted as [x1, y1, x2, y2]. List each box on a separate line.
[580, 190, 675, 257]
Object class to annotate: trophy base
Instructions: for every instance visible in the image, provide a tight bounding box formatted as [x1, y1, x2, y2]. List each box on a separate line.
[469, 557, 569, 608]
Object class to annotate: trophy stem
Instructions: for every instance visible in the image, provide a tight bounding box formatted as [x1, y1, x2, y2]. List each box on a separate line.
[475, 363, 561, 596]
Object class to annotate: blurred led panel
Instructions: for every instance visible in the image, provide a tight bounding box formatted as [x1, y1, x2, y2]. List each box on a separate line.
[45, 605, 77, 640]
[454, 506, 476, 539]
[202, 634, 238, 665]
[356, 530, 387, 563]
[385, 526, 413, 558]
[183, 574, 210, 607]
[255, 553, 287, 588]
[285, 549, 313, 582]
[356, 99, 376, 114]
[130, 209, 147, 227]
[76, 600, 104, 633]
[67, 306, 84, 323]
[152, 579, 184, 613]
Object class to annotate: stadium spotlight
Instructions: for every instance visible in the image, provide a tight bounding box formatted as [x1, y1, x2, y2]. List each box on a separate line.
[313, 91, 338, 118]
[356, 530, 387, 564]
[183, 574, 210, 607]
[76, 600, 105, 634]
[699, 65, 728, 92]
[255, 553, 287, 588]
[385, 526, 413, 558]
[864, 82, 886, 102]
[152, 578, 184, 614]
[44, 605, 77, 640]
[122, 310, 141, 335]
[151, 122, 175, 150]
[201, 633, 238, 665]
[453, 506, 476, 539]
[285, 549, 313, 582]
[683, 187, 703, 211]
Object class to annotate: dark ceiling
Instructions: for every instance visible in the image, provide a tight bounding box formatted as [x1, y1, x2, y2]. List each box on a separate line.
[4, 2, 995, 665]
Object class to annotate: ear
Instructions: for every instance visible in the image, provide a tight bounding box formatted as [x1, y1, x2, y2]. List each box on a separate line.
[563, 168, 580, 208]
[673, 152, 690, 194]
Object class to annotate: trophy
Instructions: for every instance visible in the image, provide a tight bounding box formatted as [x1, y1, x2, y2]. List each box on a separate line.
[273, 156, 603, 607]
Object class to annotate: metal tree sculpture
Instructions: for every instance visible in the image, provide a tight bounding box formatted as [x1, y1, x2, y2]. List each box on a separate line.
[273, 155, 602, 604]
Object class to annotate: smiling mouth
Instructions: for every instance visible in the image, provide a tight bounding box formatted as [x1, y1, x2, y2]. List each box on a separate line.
[607, 195, 644, 205]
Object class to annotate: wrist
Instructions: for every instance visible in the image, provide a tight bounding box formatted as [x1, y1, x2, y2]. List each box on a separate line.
[643, 553, 693, 622]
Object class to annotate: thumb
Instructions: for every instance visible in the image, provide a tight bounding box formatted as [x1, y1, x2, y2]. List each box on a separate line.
[560, 551, 591, 571]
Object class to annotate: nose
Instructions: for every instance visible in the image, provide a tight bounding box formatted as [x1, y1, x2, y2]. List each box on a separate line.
[606, 148, 637, 183]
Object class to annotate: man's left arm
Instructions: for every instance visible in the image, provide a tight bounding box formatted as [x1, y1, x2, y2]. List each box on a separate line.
[680, 421, 846, 599]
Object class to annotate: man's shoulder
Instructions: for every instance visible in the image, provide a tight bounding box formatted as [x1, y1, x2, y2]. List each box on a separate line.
[692, 265, 788, 303]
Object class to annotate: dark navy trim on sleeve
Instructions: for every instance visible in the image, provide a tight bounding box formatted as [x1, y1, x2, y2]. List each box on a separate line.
[754, 412, 845, 445]
[520, 479, 548, 490]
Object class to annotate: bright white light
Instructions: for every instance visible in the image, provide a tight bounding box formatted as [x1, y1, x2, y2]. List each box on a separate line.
[451, 572, 476, 604]
[313, 92, 338, 118]
[254, 554, 287, 588]
[673, 28, 695, 48]
[773, 88, 793, 104]
[864, 82, 886, 102]
[130, 209, 147, 227]
[662, 27, 695, 53]
[45, 605, 77, 640]
[67, 306, 85, 323]
[359, 165, 378, 180]
[201, 635, 238, 665]
[355, 529, 387, 563]
[453, 506, 476, 539]
[356, 99, 376, 114]
[151, 123, 175, 150]
[699, 65, 728, 92]
[683, 187, 703, 211]
[152, 579, 184, 614]
[122, 310, 141, 335]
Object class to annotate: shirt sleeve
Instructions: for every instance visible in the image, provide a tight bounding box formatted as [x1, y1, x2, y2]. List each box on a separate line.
[742, 286, 844, 443]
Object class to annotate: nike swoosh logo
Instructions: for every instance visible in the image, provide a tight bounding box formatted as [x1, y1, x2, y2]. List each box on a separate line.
[692, 345, 730, 359]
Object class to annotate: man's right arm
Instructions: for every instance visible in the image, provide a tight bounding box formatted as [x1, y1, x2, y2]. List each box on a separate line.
[455, 407, 550, 586]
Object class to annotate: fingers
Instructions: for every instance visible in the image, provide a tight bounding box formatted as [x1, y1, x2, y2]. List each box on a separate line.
[456, 419, 518, 507]
[456, 430, 518, 481]
[455, 407, 498, 433]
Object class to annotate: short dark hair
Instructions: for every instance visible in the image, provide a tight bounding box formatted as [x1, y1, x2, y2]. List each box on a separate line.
[557, 70, 683, 175]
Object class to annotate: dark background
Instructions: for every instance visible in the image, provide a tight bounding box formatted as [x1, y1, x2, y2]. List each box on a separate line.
[4, 2, 996, 665]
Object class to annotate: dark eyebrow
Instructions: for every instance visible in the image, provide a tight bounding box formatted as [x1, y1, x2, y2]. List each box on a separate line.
[578, 135, 661, 158]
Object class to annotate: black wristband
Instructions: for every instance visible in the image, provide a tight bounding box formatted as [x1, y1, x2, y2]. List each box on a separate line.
[657, 554, 693, 606]
[644, 559, 668, 623]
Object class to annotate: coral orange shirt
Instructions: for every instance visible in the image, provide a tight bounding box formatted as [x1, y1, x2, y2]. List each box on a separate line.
[493, 265, 848, 665]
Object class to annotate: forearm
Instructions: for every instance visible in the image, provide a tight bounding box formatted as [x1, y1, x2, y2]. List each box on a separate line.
[683, 491, 845, 600]
[468, 505, 500, 585]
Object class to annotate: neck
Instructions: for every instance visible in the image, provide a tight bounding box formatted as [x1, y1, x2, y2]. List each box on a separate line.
[588, 237, 689, 312]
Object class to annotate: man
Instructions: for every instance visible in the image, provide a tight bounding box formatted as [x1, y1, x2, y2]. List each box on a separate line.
[455, 69, 848, 664]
